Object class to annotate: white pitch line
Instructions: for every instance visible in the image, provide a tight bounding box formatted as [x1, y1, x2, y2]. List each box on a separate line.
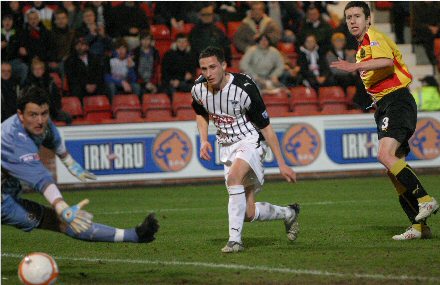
[3, 253, 439, 282]
[95, 200, 380, 215]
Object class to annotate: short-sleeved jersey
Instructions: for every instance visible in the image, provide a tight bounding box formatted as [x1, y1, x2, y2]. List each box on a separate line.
[1, 115, 66, 194]
[357, 26, 412, 101]
[191, 73, 270, 144]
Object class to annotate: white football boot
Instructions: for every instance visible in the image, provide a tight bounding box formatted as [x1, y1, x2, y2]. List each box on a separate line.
[392, 226, 421, 240]
[284, 203, 300, 241]
[221, 241, 244, 253]
[415, 198, 439, 222]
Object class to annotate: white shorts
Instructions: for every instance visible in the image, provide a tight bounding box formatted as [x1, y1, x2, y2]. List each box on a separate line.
[220, 134, 267, 193]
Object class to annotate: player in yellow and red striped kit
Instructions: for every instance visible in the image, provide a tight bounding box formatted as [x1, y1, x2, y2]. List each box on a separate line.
[331, 1, 438, 240]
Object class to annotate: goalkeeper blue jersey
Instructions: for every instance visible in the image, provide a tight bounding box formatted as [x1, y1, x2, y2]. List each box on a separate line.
[1, 115, 66, 194]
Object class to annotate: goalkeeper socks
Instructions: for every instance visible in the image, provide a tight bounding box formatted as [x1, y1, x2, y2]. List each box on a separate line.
[227, 185, 246, 243]
[390, 159, 431, 202]
[65, 223, 139, 242]
[253, 202, 291, 221]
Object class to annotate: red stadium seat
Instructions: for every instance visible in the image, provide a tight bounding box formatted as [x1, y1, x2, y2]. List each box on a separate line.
[319, 86, 346, 104]
[142, 93, 173, 120]
[175, 108, 195, 121]
[114, 110, 143, 121]
[172, 92, 193, 114]
[346, 85, 357, 108]
[62, 96, 83, 118]
[227, 21, 241, 39]
[289, 86, 319, 113]
[319, 86, 348, 114]
[293, 103, 320, 114]
[263, 96, 290, 114]
[150, 24, 171, 40]
[112, 94, 141, 112]
[83, 95, 112, 121]
[320, 103, 348, 114]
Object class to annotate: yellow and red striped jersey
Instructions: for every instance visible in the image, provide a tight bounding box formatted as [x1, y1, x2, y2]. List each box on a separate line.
[356, 26, 412, 101]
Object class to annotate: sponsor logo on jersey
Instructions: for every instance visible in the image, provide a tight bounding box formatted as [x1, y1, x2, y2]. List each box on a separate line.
[19, 153, 40, 162]
[410, 117, 440, 160]
[282, 124, 321, 166]
[209, 113, 236, 125]
[370, 41, 379, 47]
[262, 110, 269, 119]
[153, 129, 192, 171]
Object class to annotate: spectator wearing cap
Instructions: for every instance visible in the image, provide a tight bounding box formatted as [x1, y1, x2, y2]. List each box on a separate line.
[76, 7, 112, 58]
[326, 32, 357, 89]
[161, 33, 198, 98]
[2, 14, 28, 84]
[233, 1, 281, 53]
[104, 39, 141, 100]
[413, 76, 440, 111]
[133, 32, 160, 94]
[23, 58, 72, 124]
[64, 36, 106, 101]
[48, 9, 76, 74]
[240, 34, 284, 92]
[189, 4, 232, 65]
[18, 10, 51, 64]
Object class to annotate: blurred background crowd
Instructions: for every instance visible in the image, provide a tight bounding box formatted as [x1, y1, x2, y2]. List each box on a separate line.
[2, 1, 440, 125]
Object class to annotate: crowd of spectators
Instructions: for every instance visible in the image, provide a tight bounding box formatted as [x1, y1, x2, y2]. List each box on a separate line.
[2, 1, 440, 124]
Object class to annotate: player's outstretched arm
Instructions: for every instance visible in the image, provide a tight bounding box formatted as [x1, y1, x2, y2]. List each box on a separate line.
[43, 184, 93, 233]
[59, 152, 97, 182]
[196, 114, 212, 161]
[260, 124, 297, 183]
[330, 57, 393, 73]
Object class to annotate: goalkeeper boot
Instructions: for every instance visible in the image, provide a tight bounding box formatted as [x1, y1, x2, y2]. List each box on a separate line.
[284, 203, 300, 241]
[221, 241, 244, 253]
[392, 226, 421, 240]
[135, 213, 159, 243]
[415, 198, 439, 222]
[422, 224, 432, 239]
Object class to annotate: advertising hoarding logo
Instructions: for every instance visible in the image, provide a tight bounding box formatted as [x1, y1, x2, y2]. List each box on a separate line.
[153, 129, 192, 171]
[282, 124, 321, 166]
[410, 118, 440, 160]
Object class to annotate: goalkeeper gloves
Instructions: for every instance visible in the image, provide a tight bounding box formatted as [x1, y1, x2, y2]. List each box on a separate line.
[61, 154, 97, 182]
[55, 199, 93, 234]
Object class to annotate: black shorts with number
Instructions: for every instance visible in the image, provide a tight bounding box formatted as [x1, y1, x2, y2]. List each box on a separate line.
[374, 88, 417, 157]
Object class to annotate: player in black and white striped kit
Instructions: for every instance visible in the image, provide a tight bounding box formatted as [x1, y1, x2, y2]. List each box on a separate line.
[191, 46, 300, 253]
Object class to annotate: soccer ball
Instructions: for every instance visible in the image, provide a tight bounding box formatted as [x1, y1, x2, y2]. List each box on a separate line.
[18, 252, 59, 285]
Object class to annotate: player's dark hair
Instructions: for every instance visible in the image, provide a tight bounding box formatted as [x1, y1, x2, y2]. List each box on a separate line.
[17, 86, 50, 112]
[199, 46, 225, 63]
[344, 1, 370, 18]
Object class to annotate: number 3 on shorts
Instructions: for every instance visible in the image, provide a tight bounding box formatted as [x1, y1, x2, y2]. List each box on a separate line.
[381, 117, 389, 131]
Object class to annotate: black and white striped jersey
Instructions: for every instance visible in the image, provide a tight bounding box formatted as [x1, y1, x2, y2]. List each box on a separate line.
[191, 72, 270, 144]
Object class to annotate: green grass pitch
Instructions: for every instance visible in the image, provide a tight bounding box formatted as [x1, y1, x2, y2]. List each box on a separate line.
[2, 175, 440, 285]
